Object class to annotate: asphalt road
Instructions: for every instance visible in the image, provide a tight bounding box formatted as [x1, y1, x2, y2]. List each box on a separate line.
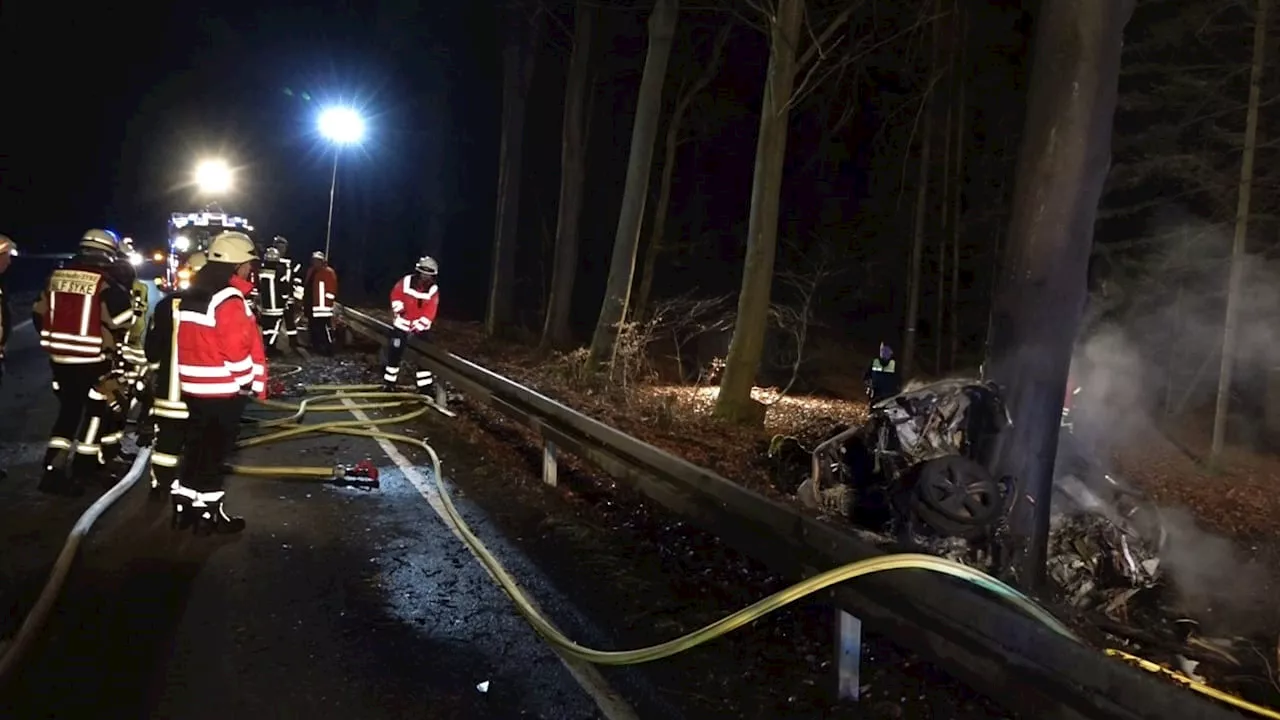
[0, 324, 653, 720]
[0, 321, 1006, 720]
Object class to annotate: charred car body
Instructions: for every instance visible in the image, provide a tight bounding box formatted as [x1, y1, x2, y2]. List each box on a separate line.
[799, 378, 1167, 594]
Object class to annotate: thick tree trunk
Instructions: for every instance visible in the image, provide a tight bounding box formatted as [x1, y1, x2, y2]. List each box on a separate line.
[985, 0, 1136, 586]
[1210, 0, 1268, 469]
[540, 0, 597, 351]
[587, 0, 680, 369]
[487, 2, 542, 337]
[949, 3, 968, 369]
[902, 0, 942, 379]
[713, 0, 805, 424]
[633, 23, 732, 325]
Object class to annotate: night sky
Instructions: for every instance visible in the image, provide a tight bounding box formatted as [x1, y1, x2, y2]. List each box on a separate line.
[1, 0, 1031, 344]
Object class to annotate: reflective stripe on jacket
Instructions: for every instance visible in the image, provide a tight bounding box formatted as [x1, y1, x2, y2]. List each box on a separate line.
[389, 275, 439, 332]
[176, 278, 267, 399]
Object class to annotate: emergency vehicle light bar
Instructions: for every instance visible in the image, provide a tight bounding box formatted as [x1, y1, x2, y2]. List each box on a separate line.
[169, 212, 252, 229]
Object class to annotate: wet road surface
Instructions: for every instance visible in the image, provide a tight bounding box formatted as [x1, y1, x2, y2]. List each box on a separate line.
[0, 321, 1007, 719]
[0, 326, 641, 719]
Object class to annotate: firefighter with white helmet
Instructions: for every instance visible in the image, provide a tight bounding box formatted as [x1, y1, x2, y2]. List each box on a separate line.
[303, 250, 338, 356]
[164, 231, 267, 534]
[272, 236, 302, 347]
[383, 255, 440, 394]
[256, 245, 290, 354]
[31, 229, 135, 495]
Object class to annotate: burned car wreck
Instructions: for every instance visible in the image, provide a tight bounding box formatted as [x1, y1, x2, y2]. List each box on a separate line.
[796, 378, 1168, 602]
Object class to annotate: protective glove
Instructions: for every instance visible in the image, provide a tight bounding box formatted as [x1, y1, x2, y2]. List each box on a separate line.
[412, 317, 431, 333]
[292, 286, 304, 300]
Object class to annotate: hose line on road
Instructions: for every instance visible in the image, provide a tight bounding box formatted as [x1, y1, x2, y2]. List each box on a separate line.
[243, 385, 1280, 718]
[238, 385, 1082, 663]
[0, 448, 153, 684]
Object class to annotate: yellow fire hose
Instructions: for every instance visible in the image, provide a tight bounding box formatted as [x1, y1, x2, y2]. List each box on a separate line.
[224, 383, 1280, 718]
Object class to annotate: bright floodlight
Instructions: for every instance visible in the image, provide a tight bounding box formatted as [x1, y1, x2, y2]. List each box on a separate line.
[195, 159, 232, 194]
[318, 107, 365, 144]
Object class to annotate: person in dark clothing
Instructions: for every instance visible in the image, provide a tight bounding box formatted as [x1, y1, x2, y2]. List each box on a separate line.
[863, 342, 901, 403]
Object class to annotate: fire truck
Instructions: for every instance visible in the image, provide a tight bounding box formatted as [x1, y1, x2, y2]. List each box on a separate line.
[163, 206, 254, 290]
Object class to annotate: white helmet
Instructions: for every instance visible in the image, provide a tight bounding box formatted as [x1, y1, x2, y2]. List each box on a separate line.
[0, 234, 14, 256]
[311, 250, 326, 262]
[415, 255, 438, 275]
[81, 228, 120, 255]
[264, 246, 281, 263]
[208, 231, 259, 264]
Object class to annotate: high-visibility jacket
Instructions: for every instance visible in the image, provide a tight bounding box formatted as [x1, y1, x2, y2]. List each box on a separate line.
[279, 256, 304, 302]
[306, 265, 338, 319]
[175, 275, 267, 399]
[389, 275, 439, 332]
[146, 291, 189, 420]
[32, 259, 134, 365]
[121, 279, 151, 369]
[256, 261, 288, 317]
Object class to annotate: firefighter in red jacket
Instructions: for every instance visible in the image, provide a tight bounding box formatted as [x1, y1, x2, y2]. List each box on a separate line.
[383, 256, 440, 393]
[304, 250, 338, 356]
[169, 232, 266, 534]
[32, 229, 135, 496]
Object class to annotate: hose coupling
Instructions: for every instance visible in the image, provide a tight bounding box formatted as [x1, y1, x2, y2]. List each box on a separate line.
[332, 459, 380, 489]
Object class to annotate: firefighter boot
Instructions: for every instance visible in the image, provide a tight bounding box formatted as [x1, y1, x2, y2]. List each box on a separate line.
[170, 481, 200, 531]
[192, 491, 246, 536]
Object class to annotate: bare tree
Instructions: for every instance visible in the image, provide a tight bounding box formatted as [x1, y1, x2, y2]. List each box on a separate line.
[714, 0, 857, 424]
[984, 0, 1136, 585]
[1211, 0, 1268, 470]
[541, 0, 599, 351]
[632, 21, 734, 325]
[767, 243, 838, 401]
[487, 1, 544, 337]
[587, 0, 682, 369]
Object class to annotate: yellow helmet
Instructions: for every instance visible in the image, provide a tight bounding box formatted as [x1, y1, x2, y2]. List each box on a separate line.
[208, 231, 258, 265]
[187, 251, 209, 272]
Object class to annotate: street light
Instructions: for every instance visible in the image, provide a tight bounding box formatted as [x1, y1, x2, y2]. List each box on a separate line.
[195, 158, 233, 195]
[317, 106, 366, 260]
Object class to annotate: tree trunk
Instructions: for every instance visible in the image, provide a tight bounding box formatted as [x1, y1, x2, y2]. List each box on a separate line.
[1210, 0, 1268, 469]
[587, 0, 680, 369]
[633, 23, 732, 325]
[712, 0, 805, 424]
[540, 0, 597, 351]
[949, 3, 967, 370]
[902, 0, 942, 379]
[936, 98, 952, 376]
[486, 2, 542, 338]
[985, 0, 1135, 586]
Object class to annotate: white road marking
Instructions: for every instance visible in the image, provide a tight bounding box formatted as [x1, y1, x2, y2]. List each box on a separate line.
[341, 398, 640, 720]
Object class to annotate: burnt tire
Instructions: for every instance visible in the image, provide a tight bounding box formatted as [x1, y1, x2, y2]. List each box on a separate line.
[912, 455, 1003, 538]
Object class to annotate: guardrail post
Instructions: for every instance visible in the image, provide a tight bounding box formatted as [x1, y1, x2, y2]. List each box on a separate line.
[836, 610, 862, 702]
[542, 440, 558, 487]
[434, 379, 448, 409]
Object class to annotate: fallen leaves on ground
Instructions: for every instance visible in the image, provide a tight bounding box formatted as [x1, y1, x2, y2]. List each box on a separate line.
[415, 319, 867, 500]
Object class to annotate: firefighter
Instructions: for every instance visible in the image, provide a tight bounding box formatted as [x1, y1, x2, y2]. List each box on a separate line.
[384, 256, 440, 393]
[273, 236, 302, 348]
[32, 229, 135, 496]
[256, 246, 289, 354]
[863, 342, 901, 403]
[142, 251, 206, 492]
[169, 232, 266, 534]
[304, 250, 338, 356]
[96, 248, 144, 464]
[0, 235, 14, 391]
[124, 269, 155, 445]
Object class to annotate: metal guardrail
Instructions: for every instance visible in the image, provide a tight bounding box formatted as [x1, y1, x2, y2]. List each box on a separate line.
[337, 305, 1244, 720]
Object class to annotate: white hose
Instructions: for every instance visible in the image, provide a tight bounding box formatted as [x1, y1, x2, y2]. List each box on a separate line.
[0, 448, 153, 682]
